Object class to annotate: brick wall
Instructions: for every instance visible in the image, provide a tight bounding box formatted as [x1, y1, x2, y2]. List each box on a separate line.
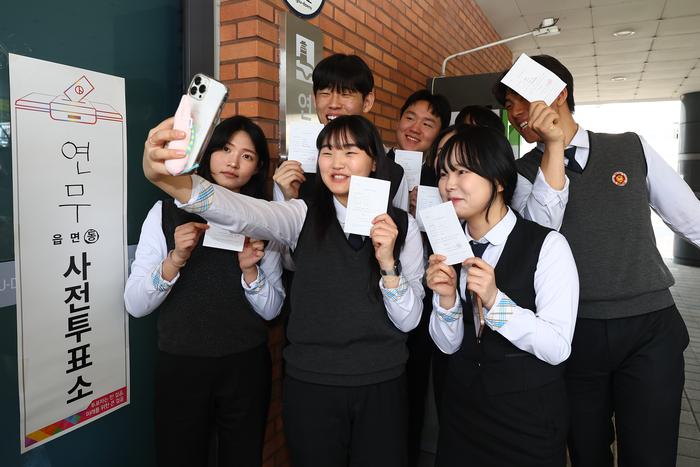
[217, 1, 512, 465]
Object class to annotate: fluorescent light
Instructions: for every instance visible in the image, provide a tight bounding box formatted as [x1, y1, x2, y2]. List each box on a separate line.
[611, 77, 627, 81]
[613, 30, 635, 37]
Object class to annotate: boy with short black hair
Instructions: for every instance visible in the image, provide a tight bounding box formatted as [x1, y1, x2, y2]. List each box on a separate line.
[274, 53, 408, 210]
[494, 54, 700, 467]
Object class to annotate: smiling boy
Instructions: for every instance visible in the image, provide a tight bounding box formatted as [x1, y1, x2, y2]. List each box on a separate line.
[494, 54, 700, 467]
[273, 54, 408, 211]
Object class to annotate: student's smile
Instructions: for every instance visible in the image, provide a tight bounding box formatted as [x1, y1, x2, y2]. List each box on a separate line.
[397, 100, 440, 154]
[504, 88, 540, 144]
[318, 143, 376, 206]
[313, 88, 374, 126]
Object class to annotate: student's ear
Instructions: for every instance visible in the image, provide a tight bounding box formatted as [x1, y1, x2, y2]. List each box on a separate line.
[553, 87, 568, 111]
[362, 92, 375, 114]
[371, 159, 377, 172]
[496, 182, 504, 193]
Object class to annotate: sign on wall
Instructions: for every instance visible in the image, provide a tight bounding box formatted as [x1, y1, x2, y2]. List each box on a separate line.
[280, 12, 324, 160]
[282, 0, 325, 20]
[9, 54, 129, 452]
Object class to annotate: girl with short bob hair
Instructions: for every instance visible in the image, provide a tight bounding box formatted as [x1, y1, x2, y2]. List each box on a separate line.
[126, 115, 285, 467]
[142, 114, 425, 467]
[426, 125, 578, 466]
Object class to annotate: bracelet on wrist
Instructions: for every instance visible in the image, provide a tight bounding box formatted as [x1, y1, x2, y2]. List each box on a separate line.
[167, 250, 186, 268]
[383, 274, 400, 285]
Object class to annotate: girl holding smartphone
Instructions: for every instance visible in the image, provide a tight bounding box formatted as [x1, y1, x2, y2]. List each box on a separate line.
[125, 116, 285, 467]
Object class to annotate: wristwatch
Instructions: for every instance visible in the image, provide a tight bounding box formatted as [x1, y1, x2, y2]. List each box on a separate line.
[380, 259, 402, 277]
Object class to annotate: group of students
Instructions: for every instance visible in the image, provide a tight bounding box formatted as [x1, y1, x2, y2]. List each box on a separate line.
[126, 53, 700, 467]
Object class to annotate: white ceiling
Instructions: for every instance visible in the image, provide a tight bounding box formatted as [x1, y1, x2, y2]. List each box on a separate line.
[473, 0, 700, 104]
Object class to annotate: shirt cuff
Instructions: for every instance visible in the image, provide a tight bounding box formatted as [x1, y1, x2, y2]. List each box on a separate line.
[151, 262, 176, 292]
[242, 265, 266, 294]
[180, 176, 214, 213]
[380, 273, 408, 301]
[435, 295, 463, 323]
[532, 168, 569, 207]
[485, 291, 515, 331]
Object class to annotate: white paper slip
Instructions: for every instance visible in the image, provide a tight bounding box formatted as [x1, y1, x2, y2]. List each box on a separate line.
[202, 223, 246, 252]
[288, 122, 324, 173]
[415, 186, 443, 232]
[394, 150, 422, 191]
[501, 53, 566, 106]
[419, 201, 473, 265]
[344, 175, 391, 236]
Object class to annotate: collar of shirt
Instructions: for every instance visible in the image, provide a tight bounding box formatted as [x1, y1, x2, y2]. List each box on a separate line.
[463, 207, 516, 249]
[458, 208, 517, 300]
[332, 196, 357, 240]
[536, 124, 590, 169]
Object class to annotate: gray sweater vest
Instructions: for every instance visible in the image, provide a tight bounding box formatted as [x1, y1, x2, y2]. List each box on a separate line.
[517, 132, 674, 319]
[159, 199, 269, 357]
[285, 202, 409, 386]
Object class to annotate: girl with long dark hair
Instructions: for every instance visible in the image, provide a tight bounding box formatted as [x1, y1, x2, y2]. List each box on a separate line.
[125, 116, 284, 467]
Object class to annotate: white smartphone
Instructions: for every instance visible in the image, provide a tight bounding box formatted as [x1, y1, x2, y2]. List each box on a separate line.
[165, 73, 230, 175]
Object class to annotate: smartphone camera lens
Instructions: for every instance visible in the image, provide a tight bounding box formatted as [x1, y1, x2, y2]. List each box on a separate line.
[194, 76, 202, 85]
[199, 84, 207, 94]
[190, 86, 197, 95]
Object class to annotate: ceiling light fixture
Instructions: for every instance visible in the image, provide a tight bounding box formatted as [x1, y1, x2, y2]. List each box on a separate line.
[439, 18, 561, 76]
[613, 30, 635, 37]
[611, 77, 627, 81]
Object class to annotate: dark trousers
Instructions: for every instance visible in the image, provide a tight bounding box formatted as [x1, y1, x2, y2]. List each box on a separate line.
[437, 370, 568, 467]
[405, 296, 437, 467]
[565, 305, 689, 467]
[153, 343, 272, 467]
[281, 373, 409, 467]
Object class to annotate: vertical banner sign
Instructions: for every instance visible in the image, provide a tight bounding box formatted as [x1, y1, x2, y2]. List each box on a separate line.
[279, 11, 323, 160]
[9, 54, 129, 452]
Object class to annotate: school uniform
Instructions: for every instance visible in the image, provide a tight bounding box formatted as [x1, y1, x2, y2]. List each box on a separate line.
[177, 174, 426, 467]
[430, 208, 578, 466]
[514, 125, 700, 466]
[124, 200, 286, 467]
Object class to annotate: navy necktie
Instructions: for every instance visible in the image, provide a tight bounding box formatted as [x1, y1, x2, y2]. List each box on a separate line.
[463, 241, 489, 308]
[564, 146, 583, 173]
[348, 234, 364, 251]
[470, 240, 489, 260]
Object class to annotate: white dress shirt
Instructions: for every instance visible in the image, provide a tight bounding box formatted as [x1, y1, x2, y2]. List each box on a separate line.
[180, 175, 425, 332]
[124, 200, 286, 320]
[512, 125, 700, 247]
[429, 208, 579, 365]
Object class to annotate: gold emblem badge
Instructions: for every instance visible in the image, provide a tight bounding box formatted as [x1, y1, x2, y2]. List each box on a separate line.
[612, 172, 628, 186]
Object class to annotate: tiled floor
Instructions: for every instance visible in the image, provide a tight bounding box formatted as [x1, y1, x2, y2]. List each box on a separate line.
[416, 223, 700, 466]
[672, 259, 700, 466]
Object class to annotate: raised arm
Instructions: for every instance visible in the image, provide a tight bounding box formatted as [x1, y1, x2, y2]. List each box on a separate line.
[143, 117, 195, 203]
